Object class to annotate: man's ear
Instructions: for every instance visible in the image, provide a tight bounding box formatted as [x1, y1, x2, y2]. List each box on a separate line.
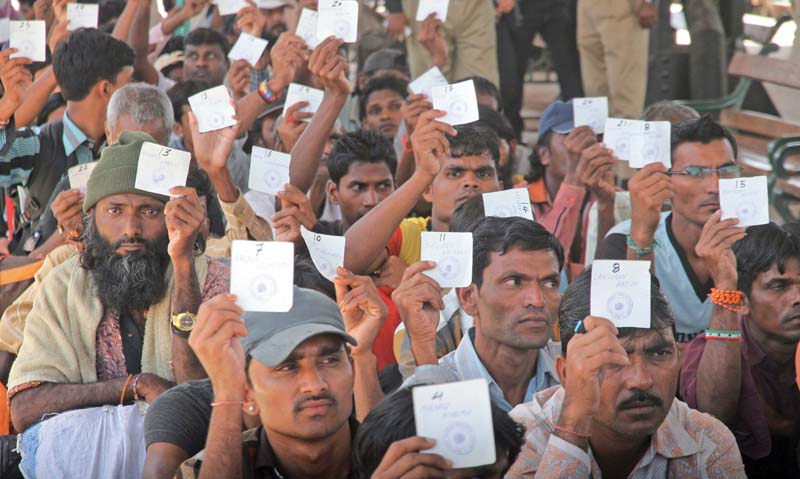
[97, 79, 112, 101]
[457, 284, 480, 318]
[537, 145, 551, 167]
[326, 179, 339, 205]
[243, 383, 260, 416]
[555, 355, 567, 385]
[740, 293, 751, 317]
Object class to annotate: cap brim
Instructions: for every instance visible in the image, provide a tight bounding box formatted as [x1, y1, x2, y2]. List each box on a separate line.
[551, 120, 574, 134]
[248, 323, 358, 367]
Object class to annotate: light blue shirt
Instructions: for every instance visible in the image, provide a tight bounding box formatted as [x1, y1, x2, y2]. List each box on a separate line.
[405, 328, 562, 411]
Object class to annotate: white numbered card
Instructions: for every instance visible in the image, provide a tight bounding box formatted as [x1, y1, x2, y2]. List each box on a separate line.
[431, 80, 479, 126]
[413, 379, 496, 469]
[719, 176, 769, 227]
[300, 226, 345, 282]
[482, 189, 533, 221]
[67, 161, 97, 193]
[638, 121, 671, 169]
[409, 66, 448, 101]
[10, 21, 46, 62]
[416, 0, 449, 21]
[134, 142, 191, 197]
[67, 3, 99, 31]
[230, 240, 295, 312]
[188, 85, 237, 133]
[295, 8, 320, 49]
[0, 18, 10, 43]
[590, 260, 651, 329]
[420, 232, 473, 288]
[228, 33, 268, 67]
[249, 146, 291, 196]
[603, 118, 671, 168]
[573, 97, 608, 134]
[215, 0, 249, 16]
[282, 83, 324, 122]
[316, 0, 359, 43]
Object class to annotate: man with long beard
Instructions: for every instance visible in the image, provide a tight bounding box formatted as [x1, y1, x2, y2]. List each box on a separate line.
[4, 131, 229, 477]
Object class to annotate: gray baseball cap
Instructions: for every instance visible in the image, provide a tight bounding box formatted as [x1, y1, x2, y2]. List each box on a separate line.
[241, 287, 357, 367]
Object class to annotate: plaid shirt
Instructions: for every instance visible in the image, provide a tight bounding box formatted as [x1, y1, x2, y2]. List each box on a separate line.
[506, 386, 747, 479]
[219, 189, 273, 244]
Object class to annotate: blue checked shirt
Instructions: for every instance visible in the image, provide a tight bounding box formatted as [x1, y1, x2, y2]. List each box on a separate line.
[0, 113, 99, 188]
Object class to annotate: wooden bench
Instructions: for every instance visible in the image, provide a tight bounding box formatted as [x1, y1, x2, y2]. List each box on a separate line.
[676, 51, 800, 222]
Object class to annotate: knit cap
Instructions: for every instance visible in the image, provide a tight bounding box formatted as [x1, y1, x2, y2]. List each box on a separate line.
[83, 131, 170, 211]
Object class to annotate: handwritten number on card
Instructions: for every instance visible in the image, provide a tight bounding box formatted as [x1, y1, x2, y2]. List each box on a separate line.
[612, 262, 620, 273]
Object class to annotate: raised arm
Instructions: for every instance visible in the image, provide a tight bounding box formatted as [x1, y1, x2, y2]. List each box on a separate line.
[234, 32, 307, 138]
[165, 186, 209, 383]
[288, 36, 350, 193]
[187, 294, 249, 479]
[343, 110, 454, 274]
[689, 211, 746, 425]
[333, 269, 388, 420]
[624, 163, 672, 266]
[128, 0, 159, 85]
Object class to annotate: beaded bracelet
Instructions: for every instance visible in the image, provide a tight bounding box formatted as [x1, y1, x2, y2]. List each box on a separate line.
[708, 288, 744, 313]
[257, 80, 282, 104]
[705, 329, 742, 341]
[626, 235, 657, 257]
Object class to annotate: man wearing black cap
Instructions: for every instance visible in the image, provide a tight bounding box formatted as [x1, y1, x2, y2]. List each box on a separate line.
[526, 99, 618, 279]
[180, 286, 392, 479]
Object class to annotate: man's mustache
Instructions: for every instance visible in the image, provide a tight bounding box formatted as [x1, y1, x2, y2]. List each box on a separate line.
[293, 392, 337, 413]
[617, 390, 663, 410]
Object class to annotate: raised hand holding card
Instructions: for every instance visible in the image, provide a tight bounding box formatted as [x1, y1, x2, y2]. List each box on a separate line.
[409, 66, 448, 101]
[573, 97, 608, 134]
[230, 241, 295, 312]
[416, 0, 449, 21]
[719, 175, 769, 227]
[431, 80, 479, 126]
[134, 143, 192, 197]
[10, 21, 46, 62]
[68, 162, 97, 193]
[590, 260, 651, 329]
[482, 189, 534, 221]
[420, 232, 473, 288]
[188, 85, 237, 133]
[413, 379, 496, 469]
[300, 226, 346, 282]
[228, 33, 269, 67]
[282, 83, 324, 121]
[317, 0, 359, 43]
[248, 147, 291, 196]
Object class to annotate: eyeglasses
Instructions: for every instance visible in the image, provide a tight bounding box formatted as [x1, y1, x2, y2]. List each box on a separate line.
[667, 165, 743, 179]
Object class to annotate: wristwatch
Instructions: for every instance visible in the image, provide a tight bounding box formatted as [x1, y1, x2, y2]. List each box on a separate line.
[171, 312, 197, 338]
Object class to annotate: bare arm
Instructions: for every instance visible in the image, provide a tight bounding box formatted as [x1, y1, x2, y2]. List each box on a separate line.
[111, 0, 140, 41]
[12, 66, 57, 127]
[289, 37, 349, 193]
[143, 442, 191, 479]
[198, 404, 243, 479]
[11, 378, 128, 432]
[129, 0, 159, 85]
[693, 211, 746, 425]
[351, 350, 383, 422]
[170, 258, 206, 383]
[344, 110, 453, 274]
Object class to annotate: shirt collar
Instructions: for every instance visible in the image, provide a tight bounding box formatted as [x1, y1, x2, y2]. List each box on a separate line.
[61, 112, 92, 157]
[453, 329, 559, 410]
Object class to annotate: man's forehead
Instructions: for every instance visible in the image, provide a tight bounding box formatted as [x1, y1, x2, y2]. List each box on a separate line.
[344, 161, 393, 179]
[755, 257, 800, 283]
[672, 139, 734, 167]
[97, 193, 165, 208]
[185, 43, 223, 55]
[445, 153, 495, 168]
[284, 334, 346, 361]
[486, 247, 559, 274]
[618, 327, 674, 350]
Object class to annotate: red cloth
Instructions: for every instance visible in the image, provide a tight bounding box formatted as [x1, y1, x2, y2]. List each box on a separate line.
[373, 285, 401, 371]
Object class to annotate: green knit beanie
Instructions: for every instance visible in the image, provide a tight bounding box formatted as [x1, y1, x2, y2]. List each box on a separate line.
[83, 131, 171, 212]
